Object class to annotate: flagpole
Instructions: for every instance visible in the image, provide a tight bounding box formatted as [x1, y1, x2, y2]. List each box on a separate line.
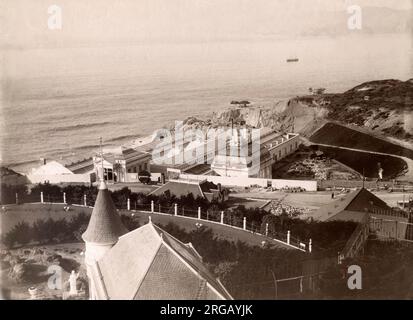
[100, 137, 104, 182]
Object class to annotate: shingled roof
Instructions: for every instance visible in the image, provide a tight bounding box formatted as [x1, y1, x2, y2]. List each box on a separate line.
[92, 221, 233, 300]
[149, 180, 210, 199]
[314, 188, 391, 222]
[82, 181, 128, 244]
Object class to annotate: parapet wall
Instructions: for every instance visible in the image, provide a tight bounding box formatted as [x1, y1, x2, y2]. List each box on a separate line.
[179, 173, 317, 191]
[27, 174, 91, 184]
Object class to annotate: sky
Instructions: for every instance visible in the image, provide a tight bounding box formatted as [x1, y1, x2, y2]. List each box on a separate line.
[1, 0, 412, 46]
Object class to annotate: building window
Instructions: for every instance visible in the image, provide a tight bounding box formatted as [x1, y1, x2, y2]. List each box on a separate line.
[133, 167, 137, 173]
[104, 168, 113, 181]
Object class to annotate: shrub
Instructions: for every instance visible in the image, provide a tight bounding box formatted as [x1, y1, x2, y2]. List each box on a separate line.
[120, 215, 140, 231]
[6, 222, 32, 247]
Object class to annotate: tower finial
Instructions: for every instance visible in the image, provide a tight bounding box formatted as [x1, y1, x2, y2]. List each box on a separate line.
[100, 137, 104, 182]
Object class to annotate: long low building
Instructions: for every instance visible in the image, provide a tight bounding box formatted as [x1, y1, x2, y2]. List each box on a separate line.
[149, 179, 229, 203]
[211, 129, 301, 179]
[93, 147, 152, 183]
[314, 188, 409, 239]
[125, 125, 301, 180]
[27, 158, 95, 184]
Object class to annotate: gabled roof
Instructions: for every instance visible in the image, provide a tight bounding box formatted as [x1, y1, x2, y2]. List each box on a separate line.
[94, 147, 150, 165]
[31, 161, 74, 175]
[82, 181, 128, 244]
[94, 221, 232, 300]
[149, 180, 212, 199]
[65, 157, 94, 174]
[315, 188, 391, 222]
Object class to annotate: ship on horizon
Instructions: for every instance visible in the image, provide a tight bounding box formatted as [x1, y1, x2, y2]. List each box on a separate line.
[286, 58, 299, 63]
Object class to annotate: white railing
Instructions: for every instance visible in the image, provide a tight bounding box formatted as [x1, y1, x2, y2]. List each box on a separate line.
[12, 192, 310, 252]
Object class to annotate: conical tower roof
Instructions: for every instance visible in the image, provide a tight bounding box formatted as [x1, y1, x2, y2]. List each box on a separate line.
[82, 180, 128, 244]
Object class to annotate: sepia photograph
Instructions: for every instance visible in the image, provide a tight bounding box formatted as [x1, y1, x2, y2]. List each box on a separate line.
[0, 0, 413, 308]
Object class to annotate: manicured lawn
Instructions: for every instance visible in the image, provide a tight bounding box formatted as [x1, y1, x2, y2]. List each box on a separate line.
[1, 203, 90, 235]
[1, 203, 294, 250]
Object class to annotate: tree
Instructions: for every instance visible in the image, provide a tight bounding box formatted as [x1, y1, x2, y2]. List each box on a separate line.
[111, 187, 131, 209]
[0, 183, 28, 205]
[113, 162, 123, 182]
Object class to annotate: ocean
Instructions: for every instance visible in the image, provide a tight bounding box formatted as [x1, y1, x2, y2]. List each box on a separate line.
[1, 34, 411, 172]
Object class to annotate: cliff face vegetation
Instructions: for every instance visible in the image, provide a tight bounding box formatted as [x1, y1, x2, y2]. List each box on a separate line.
[298, 79, 413, 142]
[179, 79, 412, 149]
[181, 99, 328, 135]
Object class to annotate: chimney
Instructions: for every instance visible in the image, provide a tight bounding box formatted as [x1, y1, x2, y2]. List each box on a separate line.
[40, 158, 46, 165]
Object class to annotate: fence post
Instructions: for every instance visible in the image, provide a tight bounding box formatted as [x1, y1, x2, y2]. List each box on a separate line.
[83, 194, 87, 206]
[40, 192, 44, 204]
[174, 203, 178, 216]
[287, 230, 291, 244]
[265, 223, 269, 236]
[220, 211, 224, 224]
[309, 238, 312, 253]
[15, 193, 19, 205]
[337, 252, 342, 264]
[151, 200, 154, 213]
[243, 217, 246, 230]
[198, 207, 201, 220]
[127, 198, 130, 211]
[63, 192, 66, 204]
[395, 220, 398, 239]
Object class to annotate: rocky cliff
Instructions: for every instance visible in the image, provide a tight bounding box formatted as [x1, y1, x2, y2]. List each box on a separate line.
[179, 79, 413, 146]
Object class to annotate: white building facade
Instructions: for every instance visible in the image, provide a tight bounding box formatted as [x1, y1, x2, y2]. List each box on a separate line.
[211, 129, 301, 179]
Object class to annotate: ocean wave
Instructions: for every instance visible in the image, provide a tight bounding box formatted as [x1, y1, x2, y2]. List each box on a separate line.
[75, 144, 100, 151]
[2, 158, 40, 167]
[106, 134, 140, 143]
[47, 121, 112, 133]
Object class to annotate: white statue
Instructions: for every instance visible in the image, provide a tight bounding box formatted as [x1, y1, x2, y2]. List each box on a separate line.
[378, 168, 383, 180]
[28, 287, 38, 299]
[69, 270, 80, 295]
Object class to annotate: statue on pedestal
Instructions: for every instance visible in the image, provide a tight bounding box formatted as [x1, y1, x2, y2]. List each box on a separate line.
[69, 270, 80, 296]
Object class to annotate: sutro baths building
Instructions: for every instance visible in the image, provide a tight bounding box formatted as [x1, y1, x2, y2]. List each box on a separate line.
[211, 129, 300, 179]
[128, 126, 301, 180]
[93, 146, 152, 183]
[148, 126, 301, 179]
